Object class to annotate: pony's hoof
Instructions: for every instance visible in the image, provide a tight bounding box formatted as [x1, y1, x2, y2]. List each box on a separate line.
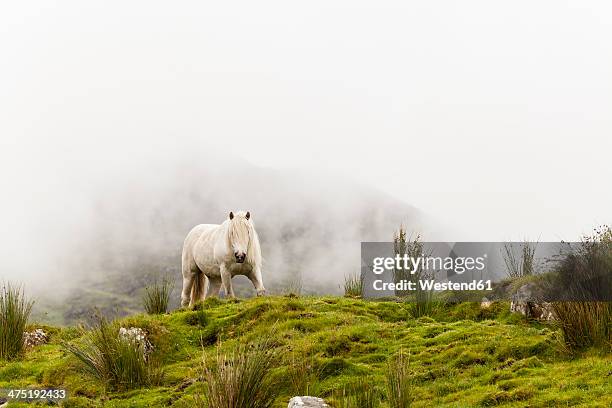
[257, 290, 266, 297]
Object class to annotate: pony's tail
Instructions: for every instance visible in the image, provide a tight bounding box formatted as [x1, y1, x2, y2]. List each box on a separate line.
[191, 271, 205, 304]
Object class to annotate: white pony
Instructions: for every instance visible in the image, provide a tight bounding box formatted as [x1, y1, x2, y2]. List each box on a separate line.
[181, 210, 265, 307]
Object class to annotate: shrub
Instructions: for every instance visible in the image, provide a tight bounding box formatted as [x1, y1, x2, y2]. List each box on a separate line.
[393, 227, 422, 297]
[548, 226, 611, 351]
[143, 277, 173, 314]
[394, 228, 435, 316]
[386, 349, 413, 408]
[552, 301, 610, 351]
[0, 283, 34, 360]
[63, 315, 162, 390]
[200, 339, 280, 408]
[343, 273, 363, 298]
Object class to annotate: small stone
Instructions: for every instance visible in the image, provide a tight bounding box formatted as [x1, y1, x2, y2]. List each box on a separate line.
[288, 396, 329, 408]
[480, 297, 493, 309]
[23, 328, 49, 349]
[118, 327, 154, 357]
[510, 283, 555, 321]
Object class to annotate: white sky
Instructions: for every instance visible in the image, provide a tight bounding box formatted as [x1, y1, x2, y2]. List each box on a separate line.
[1, 1, 610, 242]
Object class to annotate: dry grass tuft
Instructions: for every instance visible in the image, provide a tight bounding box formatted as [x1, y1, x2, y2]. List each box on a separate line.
[200, 339, 280, 408]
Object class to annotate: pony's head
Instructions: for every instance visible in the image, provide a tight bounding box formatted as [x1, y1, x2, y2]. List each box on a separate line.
[226, 210, 256, 264]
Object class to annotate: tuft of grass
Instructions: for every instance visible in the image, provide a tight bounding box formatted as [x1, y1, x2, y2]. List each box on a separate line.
[0, 283, 34, 360]
[393, 228, 435, 316]
[200, 339, 280, 408]
[333, 377, 381, 408]
[287, 352, 324, 397]
[281, 276, 303, 297]
[548, 226, 611, 351]
[502, 241, 537, 278]
[410, 274, 435, 318]
[343, 273, 363, 298]
[143, 278, 173, 315]
[393, 227, 423, 297]
[349, 378, 381, 408]
[386, 349, 413, 408]
[63, 315, 162, 390]
[552, 302, 610, 352]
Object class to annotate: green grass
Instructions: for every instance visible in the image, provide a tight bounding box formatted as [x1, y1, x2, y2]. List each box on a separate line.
[548, 227, 611, 351]
[386, 349, 413, 408]
[0, 296, 610, 407]
[332, 377, 381, 408]
[143, 278, 173, 315]
[287, 351, 325, 397]
[552, 301, 611, 352]
[199, 338, 280, 408]
[0, 283, 34, 360]
[343, 273, 363, 297]
[63, 315, 163, 391]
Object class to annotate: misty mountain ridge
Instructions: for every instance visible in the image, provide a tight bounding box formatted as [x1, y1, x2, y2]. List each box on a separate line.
[25, 155, 426, 324]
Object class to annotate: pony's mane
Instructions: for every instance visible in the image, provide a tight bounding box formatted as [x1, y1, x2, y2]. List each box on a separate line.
[225, 211, 262, 267]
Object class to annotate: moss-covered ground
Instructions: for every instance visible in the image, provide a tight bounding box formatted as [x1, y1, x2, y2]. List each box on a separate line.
[1, 296, 610, 407]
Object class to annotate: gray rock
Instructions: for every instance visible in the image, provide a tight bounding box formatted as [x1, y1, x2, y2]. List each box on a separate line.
[480, 297, 493, 309]
[288, 396, 329, 408]
[23, 328, 49, 349]
[119, 327, 154, 358]
[510, 285, 533, 316]
[510, 283, 554, 320]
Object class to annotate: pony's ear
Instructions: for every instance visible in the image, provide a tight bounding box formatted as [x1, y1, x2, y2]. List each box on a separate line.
[229, 211, 234, 220]
[246, 211, 250, 220]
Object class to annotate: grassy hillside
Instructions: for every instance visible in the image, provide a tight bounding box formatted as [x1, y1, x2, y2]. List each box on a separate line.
[2, 296, 610, 407]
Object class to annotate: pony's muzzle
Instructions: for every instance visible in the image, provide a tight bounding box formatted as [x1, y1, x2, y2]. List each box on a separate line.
[234, 252, 246, 263]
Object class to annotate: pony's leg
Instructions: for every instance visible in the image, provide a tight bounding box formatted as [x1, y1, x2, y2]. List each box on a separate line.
[207, 278, 222, 298]
[198, 274, 209, 302]
[248, 267, 266, 296]
[181, 273, 195, 308]
[220, 264, 236, 298]
[181, 246, 198, 307]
